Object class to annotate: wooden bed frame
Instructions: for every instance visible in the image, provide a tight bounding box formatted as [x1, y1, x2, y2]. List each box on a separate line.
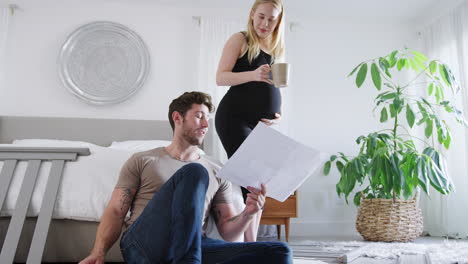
[0, 115, 215, 263]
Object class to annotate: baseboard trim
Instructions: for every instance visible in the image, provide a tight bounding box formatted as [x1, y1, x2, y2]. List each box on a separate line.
[289, 221, 359, 237]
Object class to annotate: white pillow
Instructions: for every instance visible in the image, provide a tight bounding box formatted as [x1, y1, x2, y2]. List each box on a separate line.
[108, 140, 172, 151]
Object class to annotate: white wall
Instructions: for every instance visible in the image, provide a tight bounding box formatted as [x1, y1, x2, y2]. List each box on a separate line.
[1, 1, 211, 120]
[287, 18, 421, 237]
[1, 1, 422, 237]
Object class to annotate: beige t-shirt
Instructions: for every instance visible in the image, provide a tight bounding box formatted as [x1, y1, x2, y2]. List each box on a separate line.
[115, 147, 232, 232]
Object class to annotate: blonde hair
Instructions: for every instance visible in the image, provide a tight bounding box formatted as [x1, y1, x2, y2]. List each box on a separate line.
[245, 0, 285, 64]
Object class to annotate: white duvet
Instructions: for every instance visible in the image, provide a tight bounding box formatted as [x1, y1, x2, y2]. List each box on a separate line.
[1, 142, 133, 221]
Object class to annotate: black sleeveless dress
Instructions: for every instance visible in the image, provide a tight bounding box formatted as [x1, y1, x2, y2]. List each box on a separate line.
[215, 34, 282, 200]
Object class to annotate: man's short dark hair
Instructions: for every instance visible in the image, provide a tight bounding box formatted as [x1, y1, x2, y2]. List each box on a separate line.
[168, 91, 215, 131]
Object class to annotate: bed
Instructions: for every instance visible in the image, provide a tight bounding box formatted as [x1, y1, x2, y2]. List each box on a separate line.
[0, 115, 239, 263]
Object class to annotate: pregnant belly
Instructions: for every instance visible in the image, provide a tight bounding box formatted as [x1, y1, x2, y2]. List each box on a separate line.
[225, 86, 281, 119]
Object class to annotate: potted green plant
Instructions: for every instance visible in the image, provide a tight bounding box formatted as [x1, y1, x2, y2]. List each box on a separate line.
[323, 48, 467, 242]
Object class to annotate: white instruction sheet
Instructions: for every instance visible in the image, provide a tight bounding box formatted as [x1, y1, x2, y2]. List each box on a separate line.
[216, 122, 322, 202]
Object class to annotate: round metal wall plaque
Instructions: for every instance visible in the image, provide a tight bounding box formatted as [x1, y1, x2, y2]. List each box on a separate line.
[58, 21, 150, 105]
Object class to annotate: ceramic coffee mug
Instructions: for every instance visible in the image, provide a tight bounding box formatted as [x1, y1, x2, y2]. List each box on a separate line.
[271, 63, 290, 88]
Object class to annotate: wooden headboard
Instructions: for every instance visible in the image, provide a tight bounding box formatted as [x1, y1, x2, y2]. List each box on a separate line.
[0, 116, 214, 154]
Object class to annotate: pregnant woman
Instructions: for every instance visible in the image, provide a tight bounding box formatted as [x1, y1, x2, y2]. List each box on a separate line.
[215, 0, 285, 241]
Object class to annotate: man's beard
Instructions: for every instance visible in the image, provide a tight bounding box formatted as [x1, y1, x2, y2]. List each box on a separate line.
[182, 129, 203, 146]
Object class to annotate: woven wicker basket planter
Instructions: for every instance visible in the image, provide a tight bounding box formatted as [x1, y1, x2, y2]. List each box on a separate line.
[356, 196, 423, 242]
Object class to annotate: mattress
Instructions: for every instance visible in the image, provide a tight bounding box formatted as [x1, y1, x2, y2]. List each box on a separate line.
[0, 218, 123, 263]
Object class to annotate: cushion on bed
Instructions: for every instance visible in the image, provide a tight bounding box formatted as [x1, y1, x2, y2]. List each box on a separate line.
[109, 139, 172, 150]
[109, 139, 206, 154]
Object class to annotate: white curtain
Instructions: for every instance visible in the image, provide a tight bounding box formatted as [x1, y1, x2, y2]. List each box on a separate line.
[0, 7, 11, 98]
[197, 16, 244, 164]
[420, 1, 468, 238]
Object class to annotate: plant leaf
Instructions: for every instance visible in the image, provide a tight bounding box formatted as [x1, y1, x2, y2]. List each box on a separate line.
[380, 107, 388, 123]
[429, 60, 437, 74]
[406, 105, 415, 128]
[394, 96, 403, 113]
[424, 147, 454, 192]
[336, 161, 344, 173]
[417, 101, 428, 117]
[434, 85, 441, 103]
[411, 50, 428, 62]
[336, 184, 342, 197]
[428, 83, 434, 96]
[388, 50, 398, 67]
[378, 58, 390, 76]
[344, 164, 357, 201]
[323, 161, 331, 175]
[353, 191, 362, 206]
[389, 103, 397, 118]
[382, 157, 392, 194]
[357, 156, 368, 178]
[423, 154, 449, 195]
[379, 92, 396, 101]
[388, 154, 399, 196]
[338, 152, 349, 162]
[439, 64, 452, 87]
[438, 85, 445, 101]
[371, 63, 382, 90]
[409, 59, 419, 72]
[444, 105, 453, 113]
[356, 63, 368, 88]
[397, 58, 406, 71]
[425, 119, 434, 138]
[401, 152, 415, 199]
[444, 131, 451, 149]
[356, 136, 366, 145]
[348, 62, 363, 77]
[417, 157, 429, 195]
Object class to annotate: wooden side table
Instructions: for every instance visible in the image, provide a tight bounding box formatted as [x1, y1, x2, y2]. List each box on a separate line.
[260, 191, 297, 242]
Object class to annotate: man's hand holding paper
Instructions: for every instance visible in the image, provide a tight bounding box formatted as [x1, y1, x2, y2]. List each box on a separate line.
[244, 184, 267, 215]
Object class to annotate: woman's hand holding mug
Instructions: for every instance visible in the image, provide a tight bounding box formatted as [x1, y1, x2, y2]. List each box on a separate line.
[252, 64, 273, 84]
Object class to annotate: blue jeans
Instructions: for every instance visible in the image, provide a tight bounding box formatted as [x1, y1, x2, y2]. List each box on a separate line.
[201, 237, 292, 264]
[120, 163, 292, 264]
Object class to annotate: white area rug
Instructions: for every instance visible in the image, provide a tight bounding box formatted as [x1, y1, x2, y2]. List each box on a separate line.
[289, 240, 468, 264]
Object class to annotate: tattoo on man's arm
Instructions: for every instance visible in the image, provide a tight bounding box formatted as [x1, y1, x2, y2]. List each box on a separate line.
[227, 214, 241, 222]
[228, 212, 253, 223]
[120, 188, 134, 212]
